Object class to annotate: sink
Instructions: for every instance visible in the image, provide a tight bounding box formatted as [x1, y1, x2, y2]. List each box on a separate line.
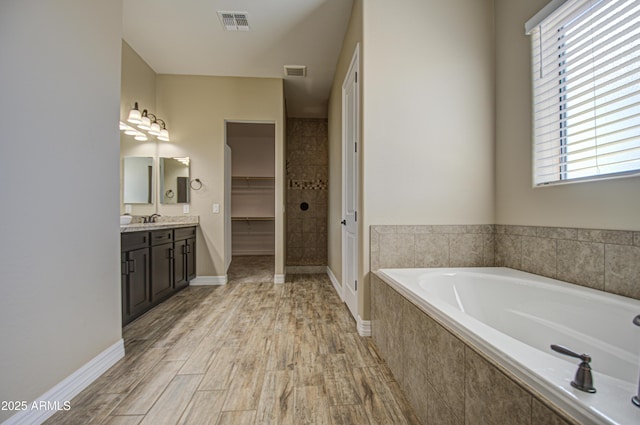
[120, 215, 133, 225]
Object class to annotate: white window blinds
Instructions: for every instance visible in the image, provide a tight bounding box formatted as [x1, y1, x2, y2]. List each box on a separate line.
[527, 0, 640, 185]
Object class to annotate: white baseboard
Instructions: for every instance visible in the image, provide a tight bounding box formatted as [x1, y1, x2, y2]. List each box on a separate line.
[190, 275, 227, 285]
[357, 316, 371, 337]
[326, 267, 343, 300]
[274, 274, 285, 284]
[3, 339, 124, 425]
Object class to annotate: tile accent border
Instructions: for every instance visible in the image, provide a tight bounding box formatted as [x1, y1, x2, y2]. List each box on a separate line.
[371, 224, 640, 301]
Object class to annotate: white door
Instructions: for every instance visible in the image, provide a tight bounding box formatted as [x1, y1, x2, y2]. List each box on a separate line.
[342, 44, 359, 322]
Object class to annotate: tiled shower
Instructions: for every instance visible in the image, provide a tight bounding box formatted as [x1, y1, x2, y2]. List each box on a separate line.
[286, 118, 328, 267]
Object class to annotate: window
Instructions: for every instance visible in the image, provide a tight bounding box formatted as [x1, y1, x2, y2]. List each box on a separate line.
[526, 0, 640, 185]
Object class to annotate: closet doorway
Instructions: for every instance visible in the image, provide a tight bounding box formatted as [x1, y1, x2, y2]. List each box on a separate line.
[225, 122, 276, 281]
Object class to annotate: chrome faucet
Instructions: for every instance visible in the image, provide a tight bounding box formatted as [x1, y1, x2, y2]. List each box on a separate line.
[550, 344, 596, 393]
[633, 314, 640, 408]
[144, 213, 161, 223]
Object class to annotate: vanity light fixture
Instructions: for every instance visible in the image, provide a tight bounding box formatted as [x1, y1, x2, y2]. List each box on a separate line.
[119, 121, 148, 140]
[149, 118, 163, 136]
[137, 110, 152, 131]
[157, 120, 169, 142]
[122, 102, 171, 142]
[127, 102, 142, 124]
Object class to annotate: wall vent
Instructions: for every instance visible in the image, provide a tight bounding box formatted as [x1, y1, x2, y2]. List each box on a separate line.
[217, 11, 250, 31]
[284, 65, 307, 77]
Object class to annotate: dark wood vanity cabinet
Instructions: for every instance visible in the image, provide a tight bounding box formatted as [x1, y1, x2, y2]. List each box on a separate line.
[174, 227, 197, 290]
[121, 226, 197, 325]
[121, 232, 152, 325]
[150, 229, 174, 302]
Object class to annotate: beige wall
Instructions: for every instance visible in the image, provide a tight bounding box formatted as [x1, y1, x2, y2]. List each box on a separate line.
[327, 0, 363, 287]
[360, 0, 495, 319]
[0, 1, 123, 421]
[155, 75, 286, 278]
[495, 0, 640, 231]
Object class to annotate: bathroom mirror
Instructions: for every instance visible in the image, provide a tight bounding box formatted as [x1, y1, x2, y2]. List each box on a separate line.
[160, 157, 190, 204]
[123, 156, 154, 204]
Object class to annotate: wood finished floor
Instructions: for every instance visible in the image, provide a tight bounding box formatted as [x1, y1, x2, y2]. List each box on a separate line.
[45, 257, 419, 425]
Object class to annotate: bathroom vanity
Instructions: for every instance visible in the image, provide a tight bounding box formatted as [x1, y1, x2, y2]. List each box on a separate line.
[120, 223, 196, 325]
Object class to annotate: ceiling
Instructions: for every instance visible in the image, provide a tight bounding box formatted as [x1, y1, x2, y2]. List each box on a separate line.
[122, 0, 354, 118]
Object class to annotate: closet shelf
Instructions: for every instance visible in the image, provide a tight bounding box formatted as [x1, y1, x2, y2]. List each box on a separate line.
[231, 216, 275, 221]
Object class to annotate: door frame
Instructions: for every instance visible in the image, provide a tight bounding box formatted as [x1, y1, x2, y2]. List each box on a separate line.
[341, 43, 360, 322]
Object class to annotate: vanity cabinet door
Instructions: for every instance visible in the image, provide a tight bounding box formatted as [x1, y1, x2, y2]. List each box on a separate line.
[124, 247, 151, 323]
[174, 227, 196, 287]
[121, 247, 151, 326]
[151, 242, 174, 302]
[186, 237, 196, 281]
[174, 239, 188, 290]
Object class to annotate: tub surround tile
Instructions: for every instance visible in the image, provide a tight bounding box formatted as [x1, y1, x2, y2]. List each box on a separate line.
[384, 286, 405, 385]
[433, 225, 467, 234]
[556, 240, 605, 291]
[426, 311, 465, 422]
[605, 244, 640, 299]
[531, 398, 574, 425]
[482, 233, 496, 266]
[537, 227, 577, 240]
[449, 234, 484, 267]
[402, 304, 430, 423]
[505, 225, 537, 237]
[426, 381, 463, 425]
[379, 233, 415, 269]
[371, 276, 588, 425]
[496, 234, 522, 269]
[465, 224, 495, 234]
[464, 348, 531, 425]
[415, 234, 449, 268]
[372, 223, 640, 302]
[521, 236, 557, 279]
[578, 229, 634, 245]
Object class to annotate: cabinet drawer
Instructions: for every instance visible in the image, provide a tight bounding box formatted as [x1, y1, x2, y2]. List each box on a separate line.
[151, 229, 174, 246]
[174, 226, 196, 241]
[121, 231, 149, 251]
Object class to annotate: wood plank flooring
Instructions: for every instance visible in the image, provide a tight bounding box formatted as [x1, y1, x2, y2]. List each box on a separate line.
[44, 257, 419, 425]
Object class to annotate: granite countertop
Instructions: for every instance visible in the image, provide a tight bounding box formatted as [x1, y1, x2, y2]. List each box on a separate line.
[120, 216, 199, 233]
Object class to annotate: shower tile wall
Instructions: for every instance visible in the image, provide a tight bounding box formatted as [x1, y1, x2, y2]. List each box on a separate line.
[287, 118, 328, 266]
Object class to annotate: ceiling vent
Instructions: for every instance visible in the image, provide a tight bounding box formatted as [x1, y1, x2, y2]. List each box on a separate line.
[217, 11, 250, 31]
[284, 65, 307, 77]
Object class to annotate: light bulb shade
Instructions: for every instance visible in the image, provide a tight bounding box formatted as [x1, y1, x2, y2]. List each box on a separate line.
[127, 103, 142, 124]
[158, 128, 170, 141]
[134, 133, 148, 141]
[137, 115, 151, 130]
[124, 128, 138, 136]
[149, 121, 161, 136]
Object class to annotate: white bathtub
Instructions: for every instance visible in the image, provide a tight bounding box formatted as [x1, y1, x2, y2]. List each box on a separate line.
[376, 267, 640, 425]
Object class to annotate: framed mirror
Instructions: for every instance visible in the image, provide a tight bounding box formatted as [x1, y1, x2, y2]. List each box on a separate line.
[123, 156, 154, 204]
[160, 157, 190, 204]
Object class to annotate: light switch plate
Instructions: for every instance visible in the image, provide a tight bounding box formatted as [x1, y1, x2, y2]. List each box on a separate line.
[183, 204, 190, 214]
[125, 204, 132, 213]
[213, 203, 220, 213]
